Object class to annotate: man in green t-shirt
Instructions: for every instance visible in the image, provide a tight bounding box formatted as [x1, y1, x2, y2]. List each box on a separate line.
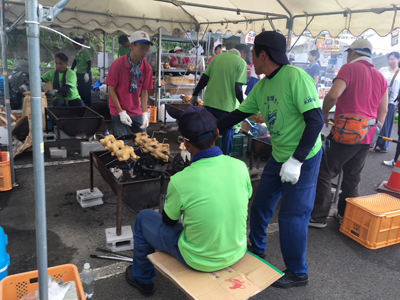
[71, 37, 92, 107]
[118, 35, 131, 57]
[125, 106, 252, 296]
[218, 31, 324, 288]
[42, 53, 84, 107]
[191, 49, 247, 155]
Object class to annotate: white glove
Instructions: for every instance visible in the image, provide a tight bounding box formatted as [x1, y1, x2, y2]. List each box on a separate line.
[191, 95, 199, 106]
[279, 156, 303, 185]
[47, 89, 58, 97]
[140, 112, 150, 129]
[119, 110, 132, 126]
[84, 73, 90, 83]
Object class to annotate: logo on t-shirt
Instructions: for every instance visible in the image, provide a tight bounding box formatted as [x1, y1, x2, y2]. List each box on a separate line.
[304, 96, 316, 105]
[266, 95, 283, 136]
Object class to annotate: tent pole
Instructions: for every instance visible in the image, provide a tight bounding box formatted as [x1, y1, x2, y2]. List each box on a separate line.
[25, 0, 48, 299]
[195, 26, 200, 85]
[112, 36, 115, 60]
[1, 0, 15, 185]
[103, 31, 106, 80]
[156, 28, 161, 119]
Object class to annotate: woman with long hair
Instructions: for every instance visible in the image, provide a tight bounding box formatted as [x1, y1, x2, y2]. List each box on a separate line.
[377, 52, 400, 157]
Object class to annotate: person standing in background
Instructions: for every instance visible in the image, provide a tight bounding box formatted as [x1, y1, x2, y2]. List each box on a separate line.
[71, 37, 92, 107]
[119, 35, 131, 57]
[305, 50, 321, 87]
[377, 52, 400, 157]
[169, 46, 192, 68]
[207, 44, 222, 66]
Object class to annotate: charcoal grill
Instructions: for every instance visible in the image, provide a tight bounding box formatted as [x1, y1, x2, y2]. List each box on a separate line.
[165, 103, 191, 121]
[249, 136, 272, 177]
[45, 107, 104, 148]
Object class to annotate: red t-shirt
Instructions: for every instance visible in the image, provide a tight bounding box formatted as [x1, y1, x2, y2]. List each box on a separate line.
[334, 60, 388, 144]
[169, 56, 191, 67]
[207, 55, 216, 66]
[105, 55, 153, 117]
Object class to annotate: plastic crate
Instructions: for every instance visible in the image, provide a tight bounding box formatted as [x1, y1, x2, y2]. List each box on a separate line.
[0, 152, 12, 192]
[340, 194, 400, 249]
[216, 134, 245, 156]
[0, 264, 86, 300]
[148, 106, 158, 124]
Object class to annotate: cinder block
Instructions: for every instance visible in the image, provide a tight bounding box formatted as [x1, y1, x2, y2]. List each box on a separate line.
[76, 187, 104, 208]
[43, 132, 56, 143]
[105, 226, 134, 252]
[49, 146, 67, 159]
[81, 141, 104, 157]
[53, 126, 72, 140]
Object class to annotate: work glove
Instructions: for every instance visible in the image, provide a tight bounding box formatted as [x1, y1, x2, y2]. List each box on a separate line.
[84, 73, 90, 83]
[140, 111, 150, 129]
[119, 110, 132, 126]
[279, 156, 303, 185]
[190, 95, 199, 106]
[47, 89, 58, 97]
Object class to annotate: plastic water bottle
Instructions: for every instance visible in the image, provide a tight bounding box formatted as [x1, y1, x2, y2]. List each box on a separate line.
[105, 129, 110, 136]
[81, 263, 94, 298]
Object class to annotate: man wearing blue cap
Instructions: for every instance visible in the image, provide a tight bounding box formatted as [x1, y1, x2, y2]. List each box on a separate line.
[218, 31, 324, 288]
[125, 107, 252, 296]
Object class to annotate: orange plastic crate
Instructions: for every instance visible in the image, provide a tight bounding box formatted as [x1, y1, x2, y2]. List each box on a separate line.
[148, 106, 158, 124]
[340, 194, 400, 249]
[0, 152, 12, 192]
[0, 264, 86, 300]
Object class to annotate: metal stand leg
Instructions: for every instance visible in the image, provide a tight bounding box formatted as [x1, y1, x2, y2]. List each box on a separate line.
[116, 191, 123, 236]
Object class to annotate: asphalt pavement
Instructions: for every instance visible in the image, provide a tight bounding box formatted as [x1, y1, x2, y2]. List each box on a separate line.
[1, 101, 400, 300]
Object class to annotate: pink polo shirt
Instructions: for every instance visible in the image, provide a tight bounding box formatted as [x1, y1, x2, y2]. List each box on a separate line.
[169, 56, 191, 67]
[333, 60, 387, 144]
[106, 55, 153, 117]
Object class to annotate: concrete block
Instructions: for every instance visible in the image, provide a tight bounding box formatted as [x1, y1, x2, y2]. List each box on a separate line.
[81, 141, 104, 157]
[49, 146, 67, 159]
[53, 126, 72, 140]
[105, 226, 134, 252]
[76, 187, 104, 208]
[43, 132, 56, 143]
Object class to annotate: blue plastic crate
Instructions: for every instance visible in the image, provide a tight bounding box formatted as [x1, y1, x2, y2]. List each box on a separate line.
[0, 227, 10, 281]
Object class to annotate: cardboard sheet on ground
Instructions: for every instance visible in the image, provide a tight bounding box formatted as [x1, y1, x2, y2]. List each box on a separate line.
[148, 252, 283, 300]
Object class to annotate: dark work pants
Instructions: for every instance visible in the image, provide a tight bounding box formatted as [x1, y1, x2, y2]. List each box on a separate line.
[77, 72, 92, 107]
[395, 103, 400, 162]
[205, 106, 234, 156]
[311, 138, 370, 222]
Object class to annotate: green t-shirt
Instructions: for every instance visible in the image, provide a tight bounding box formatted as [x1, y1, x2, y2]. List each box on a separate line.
[74, 48, 91, 74]
[203, 52, 247, 112]
[239, 65, 322, 163]
[41, 69, 81, 101]
[164, 153, 252, 272]
[119, 46, 130, 57]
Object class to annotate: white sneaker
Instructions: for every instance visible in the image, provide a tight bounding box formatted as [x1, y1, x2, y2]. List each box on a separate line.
[382, 159, 396, 167]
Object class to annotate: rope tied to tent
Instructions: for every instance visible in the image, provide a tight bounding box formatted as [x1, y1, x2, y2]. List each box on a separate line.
[391, 5, 398, 33]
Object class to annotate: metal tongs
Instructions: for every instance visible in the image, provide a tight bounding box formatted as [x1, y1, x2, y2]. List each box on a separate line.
[90, 248, 133, 262]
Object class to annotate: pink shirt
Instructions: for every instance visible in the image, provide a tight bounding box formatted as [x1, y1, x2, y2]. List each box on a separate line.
[169, 56, 191, 67]
[334, 60, 388, 144]
[207, 55, 216, 66]
[106, 55, 153, 117]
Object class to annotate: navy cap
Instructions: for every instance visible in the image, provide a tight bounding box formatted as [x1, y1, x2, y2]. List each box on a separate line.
[254, 31, 289, 65]
[178, 107, 217, 143]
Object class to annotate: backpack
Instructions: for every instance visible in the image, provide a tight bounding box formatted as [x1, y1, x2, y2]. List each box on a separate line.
[332, 114, 376, 145]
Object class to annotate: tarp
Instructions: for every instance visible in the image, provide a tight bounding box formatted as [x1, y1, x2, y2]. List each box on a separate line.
[5, 0, 400, 37]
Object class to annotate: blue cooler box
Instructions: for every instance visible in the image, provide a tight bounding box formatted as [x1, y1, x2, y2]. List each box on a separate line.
[0, 227, 10, 281]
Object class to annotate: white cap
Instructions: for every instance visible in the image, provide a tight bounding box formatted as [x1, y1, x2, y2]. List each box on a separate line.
[129, 31, 153, 46]
[174, 46, 183, 52]
[84, 263, 90, 269]
[347, 39, 373, 57]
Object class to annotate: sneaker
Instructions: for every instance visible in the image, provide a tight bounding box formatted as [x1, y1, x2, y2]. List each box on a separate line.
[309, 218, 327, 228]
[334, 212, 343, 224]
[380, 149, 389, 153]
[382, 159, 396, 167]
[272, 269, 309, 288]
[125, 266, 155, 297]
[247, 245, 267, 259]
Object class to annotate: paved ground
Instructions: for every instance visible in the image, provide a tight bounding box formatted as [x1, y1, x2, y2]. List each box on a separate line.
[1, 100, 400, 299]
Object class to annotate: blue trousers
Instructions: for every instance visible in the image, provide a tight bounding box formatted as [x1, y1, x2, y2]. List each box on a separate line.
[205, 106, 234, 155]
[132, 209, 189, 284]
[77, 72, 92, 107]
[111, 114, 144, 137]
[249, 149, 322, 275]
[376, 103, 396, 151]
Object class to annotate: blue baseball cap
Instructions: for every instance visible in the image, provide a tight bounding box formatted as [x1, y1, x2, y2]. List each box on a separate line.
[178, 107, 217, 143]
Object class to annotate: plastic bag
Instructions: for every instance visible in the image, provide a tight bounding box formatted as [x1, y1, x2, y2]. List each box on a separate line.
[20, 275, 74, 300]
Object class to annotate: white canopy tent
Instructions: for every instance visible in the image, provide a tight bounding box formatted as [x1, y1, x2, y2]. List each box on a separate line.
[4, 0, 400, 37]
